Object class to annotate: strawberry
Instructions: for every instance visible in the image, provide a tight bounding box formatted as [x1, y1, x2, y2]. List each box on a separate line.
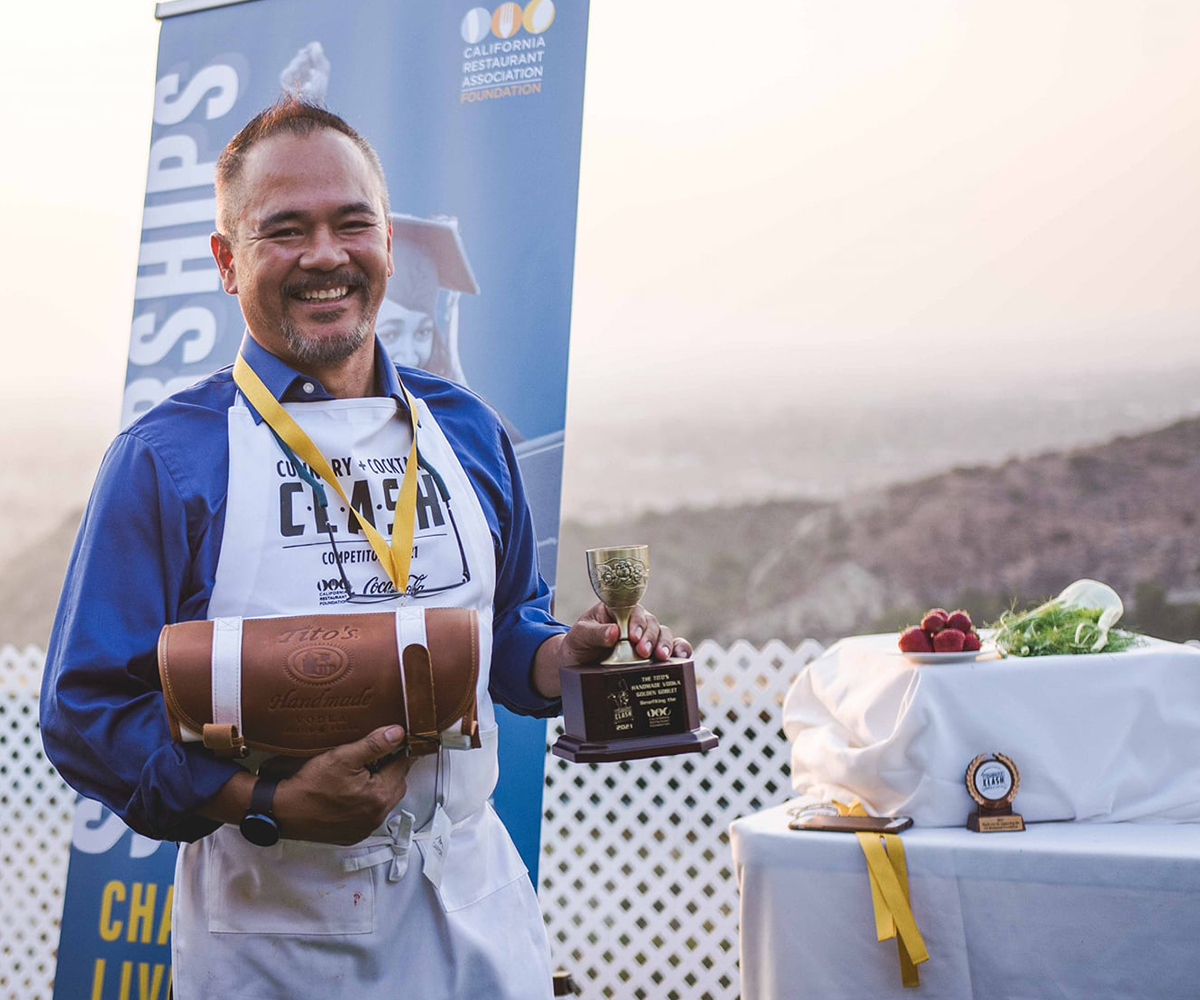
[932, 628, 966, 653]
[962, 631, 982, 652]
[946, 610, 973, 633]
[920, 609, 949, 634]
[898, 627, 934, 653]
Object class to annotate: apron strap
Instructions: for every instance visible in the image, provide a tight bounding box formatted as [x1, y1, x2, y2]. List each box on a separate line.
[344, 811, 416, 883]
[342, 808, 477, 883]
[232, 352, 421, 595]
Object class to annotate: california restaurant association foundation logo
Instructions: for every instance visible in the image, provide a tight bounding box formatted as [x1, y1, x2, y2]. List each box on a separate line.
[460, 1, 556, 103]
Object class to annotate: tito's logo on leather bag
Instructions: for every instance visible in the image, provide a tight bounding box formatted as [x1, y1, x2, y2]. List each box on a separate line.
[285, 646, 352, 686]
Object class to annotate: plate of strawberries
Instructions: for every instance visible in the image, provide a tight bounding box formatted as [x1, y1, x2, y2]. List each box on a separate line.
[896, 608, 990, 663]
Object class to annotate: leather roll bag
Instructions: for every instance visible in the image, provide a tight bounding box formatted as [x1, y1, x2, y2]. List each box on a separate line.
[158, 608, 480, 758]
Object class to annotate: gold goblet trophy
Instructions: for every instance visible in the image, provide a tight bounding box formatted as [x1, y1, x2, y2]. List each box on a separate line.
[552, 545, 718, 763]
[588, 545, 651, 665]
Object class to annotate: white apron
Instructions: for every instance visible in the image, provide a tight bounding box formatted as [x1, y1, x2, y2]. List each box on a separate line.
[171, 392, 553, 999]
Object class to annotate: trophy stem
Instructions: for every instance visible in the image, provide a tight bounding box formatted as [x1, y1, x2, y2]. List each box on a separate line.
[601, 607, 647, 665]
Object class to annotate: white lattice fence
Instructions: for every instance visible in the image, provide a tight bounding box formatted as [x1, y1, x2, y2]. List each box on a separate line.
[539, 638, 824, 1000]
[0, 645, 74, 1000]
[4, 639, 821, 1000]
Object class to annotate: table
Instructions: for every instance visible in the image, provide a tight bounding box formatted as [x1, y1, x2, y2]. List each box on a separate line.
[783, 633, 1200, 826]
[730, 803, 1200, 999]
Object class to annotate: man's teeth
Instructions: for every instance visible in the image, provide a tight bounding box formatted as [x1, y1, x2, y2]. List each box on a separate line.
[297, 286, 349, 301]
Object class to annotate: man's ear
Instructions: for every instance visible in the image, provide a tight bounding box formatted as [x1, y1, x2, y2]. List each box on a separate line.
[211, 232, 238, 294]
[385, 217, 394, 278]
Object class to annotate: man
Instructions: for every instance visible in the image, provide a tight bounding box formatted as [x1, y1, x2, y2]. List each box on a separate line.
[41, 98, 689, 999]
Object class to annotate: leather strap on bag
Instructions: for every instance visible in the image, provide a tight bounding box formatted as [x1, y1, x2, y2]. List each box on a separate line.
[201, 723, 247, 758]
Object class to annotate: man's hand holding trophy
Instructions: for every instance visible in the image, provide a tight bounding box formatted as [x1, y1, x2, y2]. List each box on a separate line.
[552, 545, 718, 763]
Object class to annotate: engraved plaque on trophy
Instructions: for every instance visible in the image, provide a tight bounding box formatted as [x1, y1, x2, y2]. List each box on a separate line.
[965, 753, 1026, 832]
[552, 545, 719, 763]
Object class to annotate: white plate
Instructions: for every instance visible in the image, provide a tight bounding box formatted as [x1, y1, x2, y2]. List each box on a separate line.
[897, 649, 986, 664]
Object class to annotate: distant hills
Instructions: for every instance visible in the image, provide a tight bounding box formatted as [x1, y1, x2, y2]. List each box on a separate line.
[8, 415, 1200, 650]
[557, 414, 1200, 646]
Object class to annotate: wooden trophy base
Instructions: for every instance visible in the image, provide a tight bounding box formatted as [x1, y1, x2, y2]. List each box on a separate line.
[553, 728, 718, 764]
[967, 806, 1026, 833]
[552, 656, 719, 763]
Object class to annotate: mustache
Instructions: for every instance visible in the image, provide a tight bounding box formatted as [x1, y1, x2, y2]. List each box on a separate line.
[281, 271, 368, 297]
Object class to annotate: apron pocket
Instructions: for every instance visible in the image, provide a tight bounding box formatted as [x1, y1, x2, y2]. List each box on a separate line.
[420, 803, 528, 913]
[209, 831, 375, 935]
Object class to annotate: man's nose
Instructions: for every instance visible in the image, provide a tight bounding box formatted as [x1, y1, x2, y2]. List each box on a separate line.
[301, 226, 350, 269]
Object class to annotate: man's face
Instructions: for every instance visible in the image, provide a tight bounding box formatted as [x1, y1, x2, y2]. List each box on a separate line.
[377, 297, 436, 369]
[212, 129, 393, 368]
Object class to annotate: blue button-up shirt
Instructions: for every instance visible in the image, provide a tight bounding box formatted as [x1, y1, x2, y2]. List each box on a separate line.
[41, 336, 564, 842]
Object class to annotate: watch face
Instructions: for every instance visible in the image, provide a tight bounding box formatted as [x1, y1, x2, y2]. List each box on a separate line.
[240, 813, 280, 847]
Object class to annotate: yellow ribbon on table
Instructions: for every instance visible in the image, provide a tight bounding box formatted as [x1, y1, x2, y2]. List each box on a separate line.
[233, 353, 421, 595]
[833, 799, 930, 988]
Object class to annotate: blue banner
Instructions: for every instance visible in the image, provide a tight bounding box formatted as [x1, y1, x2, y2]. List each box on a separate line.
[54, 798, 176, 1000]
[123, 0, 586, 581]
[55, 2, 588, 996]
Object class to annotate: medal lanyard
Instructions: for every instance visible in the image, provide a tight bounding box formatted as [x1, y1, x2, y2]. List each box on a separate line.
[232, 352, 420, 596]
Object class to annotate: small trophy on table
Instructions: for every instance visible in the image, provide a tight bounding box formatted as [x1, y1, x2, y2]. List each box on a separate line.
[965, 753, 1026, 832]
[552, 545, 719, 763]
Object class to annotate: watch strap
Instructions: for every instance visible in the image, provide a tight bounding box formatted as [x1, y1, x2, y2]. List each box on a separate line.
[239, 775, 282, 846]
[249, 774, 279, 819]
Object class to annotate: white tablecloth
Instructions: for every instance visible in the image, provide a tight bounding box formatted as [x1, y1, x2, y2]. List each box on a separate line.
[783, 633, 1200, 825]
[731, 803, 1200, 1000]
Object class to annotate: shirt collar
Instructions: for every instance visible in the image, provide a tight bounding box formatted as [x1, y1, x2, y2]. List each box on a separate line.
[237, 333, 408, 424]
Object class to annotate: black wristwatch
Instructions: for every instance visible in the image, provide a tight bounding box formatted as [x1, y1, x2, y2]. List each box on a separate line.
[239, 776, 281, 846]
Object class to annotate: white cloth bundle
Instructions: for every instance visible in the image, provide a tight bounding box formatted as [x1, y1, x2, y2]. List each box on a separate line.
[783, 632, 1200, 825]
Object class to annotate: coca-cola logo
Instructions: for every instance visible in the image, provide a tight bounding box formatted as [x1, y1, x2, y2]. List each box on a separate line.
[285, 645, 351, 686]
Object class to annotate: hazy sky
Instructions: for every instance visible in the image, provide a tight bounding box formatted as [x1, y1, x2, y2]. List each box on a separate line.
[4, 0, 1200, 544]
[568, 1, 1200, 409]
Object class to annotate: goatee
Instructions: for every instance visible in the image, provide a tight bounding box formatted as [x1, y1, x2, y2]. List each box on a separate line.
[281, 313, 374, 366]
[279, 271, 375, 366]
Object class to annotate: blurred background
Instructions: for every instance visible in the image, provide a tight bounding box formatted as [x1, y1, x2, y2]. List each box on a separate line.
[5, 0, 1200, 648]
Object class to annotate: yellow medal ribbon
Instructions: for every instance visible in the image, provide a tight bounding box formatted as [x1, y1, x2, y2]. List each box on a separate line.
[233, 352, 421, 597]
[833, 799, 930, 988]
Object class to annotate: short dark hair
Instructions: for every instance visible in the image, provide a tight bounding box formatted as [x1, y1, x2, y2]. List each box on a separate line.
[215, 97, 390, 238]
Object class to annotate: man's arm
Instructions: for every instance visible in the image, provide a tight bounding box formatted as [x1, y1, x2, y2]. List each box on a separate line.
[41, 428, 243, 842]
[481, 417, 570, 714]
[477, 405, 692, 703]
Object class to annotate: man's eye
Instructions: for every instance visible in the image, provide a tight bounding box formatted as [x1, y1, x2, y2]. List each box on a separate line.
[267, 228, 302, 239]
[341, 220, 373, 232]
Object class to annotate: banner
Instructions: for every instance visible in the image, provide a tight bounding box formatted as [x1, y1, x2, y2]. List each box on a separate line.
[54, 801, 176, 1000]
[125, 0, 585, 584]
[54, 2, 588, 995]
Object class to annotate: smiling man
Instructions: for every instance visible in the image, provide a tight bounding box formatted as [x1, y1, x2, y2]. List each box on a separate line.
[40, 98, 690, 1000]
[211, 118, 394, 382]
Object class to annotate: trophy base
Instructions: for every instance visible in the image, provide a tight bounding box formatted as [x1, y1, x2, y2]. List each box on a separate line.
[553, 656, 718, 764]
[967, 810, 1025, 833]
[552, 726, 719, 763]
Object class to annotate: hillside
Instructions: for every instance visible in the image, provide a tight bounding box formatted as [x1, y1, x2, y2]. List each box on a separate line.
[559, 415, 1200, 645]
[8, 415, 1200, 649]
[0, 508, 80, 650]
